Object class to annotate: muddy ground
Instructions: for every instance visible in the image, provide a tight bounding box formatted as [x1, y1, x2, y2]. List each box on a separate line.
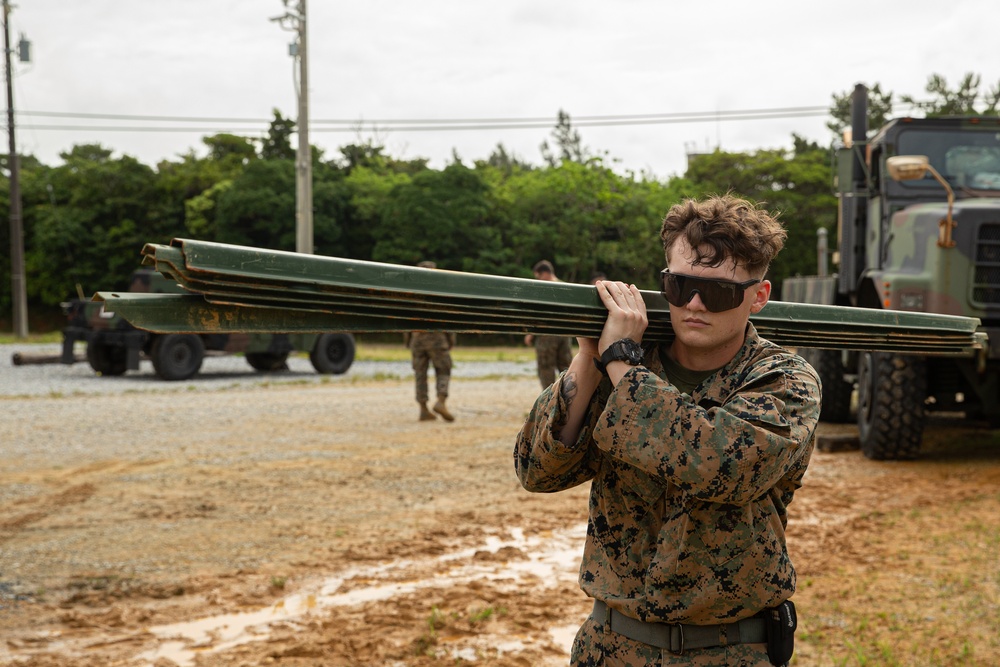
[2, 375, 999, 666]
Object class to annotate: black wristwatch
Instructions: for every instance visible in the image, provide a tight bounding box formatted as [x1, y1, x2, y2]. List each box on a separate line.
[594, 338, 644, 374]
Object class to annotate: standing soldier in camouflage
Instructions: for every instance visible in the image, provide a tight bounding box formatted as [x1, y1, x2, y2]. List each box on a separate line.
[405, 261, 456, 422]
[515, 195, 820, 666]
[524, 259, 574, 388]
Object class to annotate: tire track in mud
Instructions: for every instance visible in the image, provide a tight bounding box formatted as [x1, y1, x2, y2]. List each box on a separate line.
[0, 483, 97, 535]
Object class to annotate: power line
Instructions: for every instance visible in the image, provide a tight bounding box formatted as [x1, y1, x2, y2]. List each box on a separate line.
[311, 110, 832, 132]
[12, 104, 834, 134]
[19, 109, 269, 123]
[16, 105, 831, 124]
[9, 98, 952, 135]
[18, 124, 264, 133]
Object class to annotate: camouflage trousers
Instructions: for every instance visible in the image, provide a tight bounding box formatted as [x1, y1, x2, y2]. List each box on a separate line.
[571, 614, 772, 667]
[411, 336, 452, 403]
[534, 335, 573, 388]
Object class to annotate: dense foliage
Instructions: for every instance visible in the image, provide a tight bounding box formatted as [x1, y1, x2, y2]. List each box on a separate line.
[0, 135, 832, 317]
[3, 74, 993, 325]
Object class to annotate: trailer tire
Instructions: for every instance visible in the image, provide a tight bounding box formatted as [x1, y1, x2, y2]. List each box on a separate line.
[800, 348, 854, 423]
[151, 334, 205, 381]
[86, 339, 128, 376]
[245, 352, 290, 372]
[857, 352, 925, 460]
[310, 333, 355, 375]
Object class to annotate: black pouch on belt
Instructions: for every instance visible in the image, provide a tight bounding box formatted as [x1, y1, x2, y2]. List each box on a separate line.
[764, 600, 796, 666]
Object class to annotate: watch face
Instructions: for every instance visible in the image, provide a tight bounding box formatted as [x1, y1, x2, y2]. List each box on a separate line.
[622, 340, 643, 364]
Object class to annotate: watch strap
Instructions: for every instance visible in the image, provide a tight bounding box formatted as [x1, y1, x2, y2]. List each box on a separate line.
[594, 338, 643, 374]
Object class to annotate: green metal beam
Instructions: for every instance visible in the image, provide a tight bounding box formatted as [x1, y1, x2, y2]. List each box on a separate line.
[91, 238, 988, 358]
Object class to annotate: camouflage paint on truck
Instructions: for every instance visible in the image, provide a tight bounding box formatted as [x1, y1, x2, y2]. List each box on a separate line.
[873, 200, 1000, 357]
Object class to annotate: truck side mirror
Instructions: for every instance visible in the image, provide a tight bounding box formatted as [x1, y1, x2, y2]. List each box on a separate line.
[886, 155, 956, 248]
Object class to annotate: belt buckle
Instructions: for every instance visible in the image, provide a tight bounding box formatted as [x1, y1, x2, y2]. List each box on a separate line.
[669, 623, 685, 655]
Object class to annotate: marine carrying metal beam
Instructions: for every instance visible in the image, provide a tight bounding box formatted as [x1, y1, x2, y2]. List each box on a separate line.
[95, 238, 988, 358]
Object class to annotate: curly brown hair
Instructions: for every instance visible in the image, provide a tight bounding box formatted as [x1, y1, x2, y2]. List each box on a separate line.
[660, 194, 786, 278]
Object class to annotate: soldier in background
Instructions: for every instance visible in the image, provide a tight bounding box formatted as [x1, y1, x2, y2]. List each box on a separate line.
[524, 259, 574, 388]
[404, 261, 456, 422]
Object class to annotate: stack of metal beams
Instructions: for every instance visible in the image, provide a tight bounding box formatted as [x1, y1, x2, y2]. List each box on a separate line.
[94, 238, 988, 357]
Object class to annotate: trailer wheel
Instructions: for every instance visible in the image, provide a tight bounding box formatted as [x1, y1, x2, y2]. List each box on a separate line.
[86, 339, 128, 376]
[310, 333, 355, 374]
[151, 334, 205, 381]
[857, 352, 926, 460]
[800, 348, 854, 423]
[245, 352, 290, 372]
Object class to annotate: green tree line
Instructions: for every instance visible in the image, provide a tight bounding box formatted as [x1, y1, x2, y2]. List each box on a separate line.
[1, 74, 996, 329]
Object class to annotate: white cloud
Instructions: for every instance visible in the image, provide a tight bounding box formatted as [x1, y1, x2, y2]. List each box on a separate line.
[9, 0, 1000, 176]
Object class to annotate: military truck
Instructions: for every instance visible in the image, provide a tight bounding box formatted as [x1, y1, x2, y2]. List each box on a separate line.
[783, 83, 1000, 460]
[61, 269, 356, 381]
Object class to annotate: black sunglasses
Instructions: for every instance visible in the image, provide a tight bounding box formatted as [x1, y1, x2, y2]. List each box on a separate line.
[660, 269, 760, 313]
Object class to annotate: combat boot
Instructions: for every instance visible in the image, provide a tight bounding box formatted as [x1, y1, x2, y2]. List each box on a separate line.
[432, 398, 455, 422]
[419, 402, 436, 421]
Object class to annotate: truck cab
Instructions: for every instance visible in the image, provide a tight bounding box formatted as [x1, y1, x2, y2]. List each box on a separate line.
[783, 84, 1000, 459]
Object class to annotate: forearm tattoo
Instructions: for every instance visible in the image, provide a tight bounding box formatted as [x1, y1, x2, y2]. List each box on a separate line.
[560, 371, 579, 406]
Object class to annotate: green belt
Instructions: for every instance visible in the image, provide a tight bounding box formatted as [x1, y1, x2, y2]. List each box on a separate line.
[592, 599, 767, 654]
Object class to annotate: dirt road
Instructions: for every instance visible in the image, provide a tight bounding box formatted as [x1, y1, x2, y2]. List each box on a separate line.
[2, 375, 999, 666]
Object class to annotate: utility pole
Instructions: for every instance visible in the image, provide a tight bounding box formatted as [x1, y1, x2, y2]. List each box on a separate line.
[3, 0, 27, 337]
[272, 0, 312, 254]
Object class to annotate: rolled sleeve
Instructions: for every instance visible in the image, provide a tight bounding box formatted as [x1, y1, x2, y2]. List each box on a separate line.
[514, 375, 603, 493]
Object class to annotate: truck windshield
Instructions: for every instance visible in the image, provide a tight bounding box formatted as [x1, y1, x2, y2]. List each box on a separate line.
[897, 127, 1000, 190]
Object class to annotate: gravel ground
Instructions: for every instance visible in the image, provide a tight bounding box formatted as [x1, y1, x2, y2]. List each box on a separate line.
[3, 342, 1000, 666]
[2, 342, 537, 398]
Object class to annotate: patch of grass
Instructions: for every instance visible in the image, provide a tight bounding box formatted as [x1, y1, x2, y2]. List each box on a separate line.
[0, 332, 62, 345]
[354, 343, 535, 364]
[795, 478, 1000, 667]
[348, 372, 403, 384]
[469, 605, 506, 624]
[270, 576, 287, 590]
[414, 605, 449, 656]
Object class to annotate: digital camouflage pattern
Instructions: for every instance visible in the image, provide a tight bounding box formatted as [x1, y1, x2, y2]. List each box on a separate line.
[533, 334, 574, 388]
[515, 324, 820, 647]
[572, 615, 770, 666]
[406, 331, 456, 403]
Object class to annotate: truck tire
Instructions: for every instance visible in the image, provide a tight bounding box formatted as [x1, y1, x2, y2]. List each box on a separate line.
[245, 352, 290, 372]
[86, 339, 128, 376]
[310, 333, 355, 375]
[151, 334, 205, 381]
[856, 352, 926, 460]
[800, 348, 853, 423]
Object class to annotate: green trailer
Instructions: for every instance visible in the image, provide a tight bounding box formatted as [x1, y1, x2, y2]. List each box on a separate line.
[62, 268, 355, 381]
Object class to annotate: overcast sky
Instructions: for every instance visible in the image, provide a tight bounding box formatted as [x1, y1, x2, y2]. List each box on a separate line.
[7, 0, 999, 178]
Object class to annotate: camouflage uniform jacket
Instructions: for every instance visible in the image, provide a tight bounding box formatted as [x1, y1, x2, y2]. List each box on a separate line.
[514, 324, 820, 626]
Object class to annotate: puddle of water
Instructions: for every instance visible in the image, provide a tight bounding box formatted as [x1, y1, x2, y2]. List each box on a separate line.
[136, 523, 587, 666]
